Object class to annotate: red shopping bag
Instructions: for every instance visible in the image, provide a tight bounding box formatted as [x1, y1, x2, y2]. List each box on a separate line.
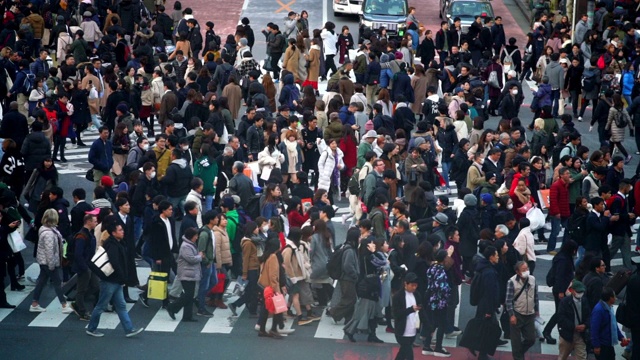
[207, 272, 226, 296]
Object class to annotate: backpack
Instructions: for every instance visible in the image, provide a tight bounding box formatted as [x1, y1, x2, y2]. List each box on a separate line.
[121, 41, 131, 62]
[278, 33, 288, 53]
[43, 107, 60, 134]
[546, 255, 557, 287]
[65, 230, 88, 265]
[502, 48, 517, 68]
[581, 69, 597, 93]
[551, 143, 570, 166]
[227, 215, 245, 255]
[567, 210, 587, 243]
[245, 194, 262, 220]
[347, 168, 361, 196]
[22, 71, 36, 95]
[488, 70, 500, 89]
[596, 55, 606, 70]
[220, 65, 234, 89]
[472, 184, 484, 200]
[326, 243, 349, 280]
[614, 108, 628, 128]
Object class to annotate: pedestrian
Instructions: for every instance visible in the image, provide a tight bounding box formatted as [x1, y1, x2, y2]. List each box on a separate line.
[392, 272, 422, 360]
[166, 227, 203, 322]
[86, 223, 144, 337]
[605, 93, 633, 163]
[590, 287, 630, 359]
[542, 240, 578, 344]
[330, 227, 360, 324]
[504, 260, 539, 360]
[257, 237, 286, 339]
[423, 249, 452, 357]
[70, 213, 99, 321]
[557, 280, 590, 360]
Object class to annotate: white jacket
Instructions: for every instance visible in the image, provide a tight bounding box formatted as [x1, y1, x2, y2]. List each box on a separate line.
[514, 226, 536, 262]
[151, 76, 164, 104]
[321, 29, 338, 56]
[185, 190, 203, 227]
[257, 146, 284, 173]
[318, 147, 345, 191]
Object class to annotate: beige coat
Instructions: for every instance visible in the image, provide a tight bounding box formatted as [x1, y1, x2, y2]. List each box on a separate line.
[305, 45, 321, 82]
[466, 162, 485, 192]
[213, 226, 233, 269]
[283, 46, 301, 82]
[411, 75, 428, 114]
[222, 83, 243, 119]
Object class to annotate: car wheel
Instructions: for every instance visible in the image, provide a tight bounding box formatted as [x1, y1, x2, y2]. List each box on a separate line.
[334, 11, 342, 17]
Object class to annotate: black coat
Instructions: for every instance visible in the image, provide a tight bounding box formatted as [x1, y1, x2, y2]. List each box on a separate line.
[625, 273, 640, 331]
[101, 236, 129, 284]
[450, 147, 471, 185]
[149, 215, 178, 261]
[500, 94, 519, 120]
[557, 295, 591, 342]
[584, 211, 609, 253]
[20, 131, 51, 172]
[392, 288, 424, 338]
[582, 271, 608, 311]
[474, 257, 501, 317]
[0, 109, 29, 147]
[70, 201, 94, 234]
[551, 252, 574, 295]
[458, 206, 481, 257]
[116, 213, 137, 285]
[161, 160, 193, 198]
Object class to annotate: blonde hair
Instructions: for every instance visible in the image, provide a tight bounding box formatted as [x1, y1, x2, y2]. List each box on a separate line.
[534, 118, 545, 130]
[42, 208, 59, 227]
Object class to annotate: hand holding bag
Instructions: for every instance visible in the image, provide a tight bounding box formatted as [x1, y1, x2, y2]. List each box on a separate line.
[271, 292, 288, 314]
[91, 246, 114, 277]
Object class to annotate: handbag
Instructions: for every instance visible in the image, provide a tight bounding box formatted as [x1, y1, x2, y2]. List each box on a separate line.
[85, 168, 95, 182]
[147, 267, 169, 300]
[8, 231, 26, 253]
[271, 292, 288, 314]
[5, 68, 13, 90]
[532, 68, 542, 83]
[526, 207, 545, 231]
[606, 269, 631, 295]
[517, 201, 533, 214]
[91, 246, 114, 277]
[263, 56, 273, 71]
[356, 260, 380, 301]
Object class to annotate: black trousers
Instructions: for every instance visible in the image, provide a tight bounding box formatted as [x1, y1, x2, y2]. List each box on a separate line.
[315, 283, 334, 306]
[595, 345, 616, 360]
[258, 293, 283, 332]
[324, 54, 337, 78]
[395, 335, 416, 360]
[52, 133, 66, 159]
[543, 292, 560, 335]
[231, 269, 258, 315]
[426, 309, 446, 350]
[631, 329, 640, 360]
[75, 269, 99, 316]
[168, 280, 196, 320]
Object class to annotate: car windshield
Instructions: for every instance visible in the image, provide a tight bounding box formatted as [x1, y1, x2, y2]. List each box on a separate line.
[450, 1, 492, 17]
[364, 0, 407, 16]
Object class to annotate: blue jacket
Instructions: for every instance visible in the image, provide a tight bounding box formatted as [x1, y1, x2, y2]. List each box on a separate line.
[261, 201, 279, 219]
[338, 106, 355, 126]
[391, 72, 414, 103]
[380, 68, 393, 88]
[590, 300, 623, 348]
[533, 83, 553, 108]
[72, 227, 96, 273]
[88, 138, 114, 173]
[622, 71, 634, 96]
[9, 69, 29, 94]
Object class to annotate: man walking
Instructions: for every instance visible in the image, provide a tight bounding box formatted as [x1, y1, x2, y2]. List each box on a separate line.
[557, 281, 590, 360]
[88, 126, 114, 187]
[86, 223, 144, 337]
[71, 213, 99, 321]
[607, 179, 635, 270]
[506, 261, 539, 360]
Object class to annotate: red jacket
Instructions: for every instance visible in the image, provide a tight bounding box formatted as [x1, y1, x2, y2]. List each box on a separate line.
[509, 172, 530, 198]
[549, 179, 570, 217]
[339, 137, 357, 176]
[287, 210, 309, 228]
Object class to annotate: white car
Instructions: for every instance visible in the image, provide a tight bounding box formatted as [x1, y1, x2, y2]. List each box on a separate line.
[333, 0, 364, 16]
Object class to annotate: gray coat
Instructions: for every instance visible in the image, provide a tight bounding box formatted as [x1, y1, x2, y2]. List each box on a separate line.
[545, 61, 565, 90]
[340, 244, 359, 282]
[605, 107, 634, 143]
[309, 234, 332, 283]
[176, 238, 202, 281]
[574, 20, 588, 44]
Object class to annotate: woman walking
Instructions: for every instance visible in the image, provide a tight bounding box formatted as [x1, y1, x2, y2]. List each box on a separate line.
[605, 93, 633, 163]
[318, 138, 345, 204]
[257, 237, 286, 339]
[166, 228, 203, 322]
[30, 209, 74, 314]
[309, 220, 334, 307]
[330, 227, 360, 324]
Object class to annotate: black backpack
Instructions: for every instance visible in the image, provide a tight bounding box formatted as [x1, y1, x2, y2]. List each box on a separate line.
[245, 194, 262, 221]
[551, 143, 571, 166]
[469, 270, 482, 306]
[567, 211, 587, 243]
[326, 243, 349, 280]
[65, 230, 88, 266]
[347, 169, 361, 197]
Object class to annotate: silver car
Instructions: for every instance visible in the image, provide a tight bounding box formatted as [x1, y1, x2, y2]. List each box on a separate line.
[440, 0, 494, 33]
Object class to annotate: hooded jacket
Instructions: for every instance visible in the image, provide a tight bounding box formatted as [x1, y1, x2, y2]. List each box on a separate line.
[161, 158, 193, 197]
[545, 61, 565, 90]
[21, 131, 51, 172]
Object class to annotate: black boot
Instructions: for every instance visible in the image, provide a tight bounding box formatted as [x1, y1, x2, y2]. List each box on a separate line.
[367, 319, 383, 343]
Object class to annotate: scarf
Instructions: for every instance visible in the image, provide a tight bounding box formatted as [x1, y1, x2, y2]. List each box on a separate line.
[602, 300, 618, 346]
[514, 186, 532, 205]
[284, 139, 298, 165]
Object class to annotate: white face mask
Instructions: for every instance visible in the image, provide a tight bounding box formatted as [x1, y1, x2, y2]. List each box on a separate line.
[479, 158, 485, 165]
[512, 89, 519, 95]
[507, 203, 514, 210]
[150, 171, 156, 178]
[142, 144, 150, 151]
[262, 225, 269, 233]
[521, 270, 530, 278]
[182, 145, 189, 151]
[574, 292, 584, 300]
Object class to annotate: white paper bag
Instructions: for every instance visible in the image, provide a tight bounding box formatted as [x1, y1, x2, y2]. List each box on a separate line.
[260, 166, 272, 181]
[8, 231, 26, 253]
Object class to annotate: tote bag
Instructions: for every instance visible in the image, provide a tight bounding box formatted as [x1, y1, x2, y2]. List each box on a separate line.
[8, 231, 26, 253]
[271, 293, 288, 314]
[91, 246, 114, 277]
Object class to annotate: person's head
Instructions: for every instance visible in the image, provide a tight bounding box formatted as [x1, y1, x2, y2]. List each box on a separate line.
[598, 185, 612, 201]
[116, 198, 130, 215]
[620, 179, 633, 195]
[42, 208, 59, 227]
[601, 287, 616, 305]
[158, 200, 173, 218]
[514, 261, 529, 278]
[559, 167, 571, 183]
[612, 155, 625, 171]
[484, 246, 499, 264]
[590, 256, 606, 275]
[99, 126, 109, 141]
[495, 224, 509, 239]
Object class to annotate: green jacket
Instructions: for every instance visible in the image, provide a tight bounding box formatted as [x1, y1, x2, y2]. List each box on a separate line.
[568, 168, 586, 204]
[193, 155, 218, 196]
[197, 226, 215, 266]
[368, 207, 388, 240]
[356, 141, 372, 168]
[226, 209, 239, 254]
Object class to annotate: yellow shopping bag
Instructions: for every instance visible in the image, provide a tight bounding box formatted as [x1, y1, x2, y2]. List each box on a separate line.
[147, 271, 168, 300]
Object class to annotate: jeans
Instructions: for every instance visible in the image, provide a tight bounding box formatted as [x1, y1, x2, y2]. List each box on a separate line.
[75, 269, 99, 316]
[204, 195, 213, 212]
[197, 264, 217, 312]
[610, 234, 632, 270]
[232, 269, 258, 314]
[91, 114, 102, 128]
[88, 281, 135, 333]
[441, 160, 452, 189]
[32, 265, 65, 304]
[551, 89, 561, 117]
[548, 216, 567, 252]
[168, 280, 196, 320]
[575, 245, 586, 267]
[624, 94, 633, 110]
[425, 308, 447, 350]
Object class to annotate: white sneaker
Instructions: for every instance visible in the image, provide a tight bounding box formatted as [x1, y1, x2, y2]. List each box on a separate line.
[254, 324, 260, 331]
[278, 328, 295, 335]
[578, 116, 583, 121]
[30, 305, 46, 312]
[61, 305, 74, 314]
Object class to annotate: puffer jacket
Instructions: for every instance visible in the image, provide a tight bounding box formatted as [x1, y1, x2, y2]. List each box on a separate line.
[26, 13, 45, 39]
[21, 131, 51, 172]
[213, 226, 232, 269]
[323, 120, 343, 141]
[606, 107, 633, 143]
[176, 237, 202, 281]
[317, 147, 344, 191]
[36, 226, 63, 270]
[161, 158, 193, 197]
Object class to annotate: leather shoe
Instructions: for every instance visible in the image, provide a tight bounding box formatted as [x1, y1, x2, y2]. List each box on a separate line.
[543, 333, 557, 344]
[0, 303, 16, 308]
[367, 335, 384, 343]
[345, 331, 356, 342]
[124, 297, 137, 304]
[11, 284, 25, 291]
